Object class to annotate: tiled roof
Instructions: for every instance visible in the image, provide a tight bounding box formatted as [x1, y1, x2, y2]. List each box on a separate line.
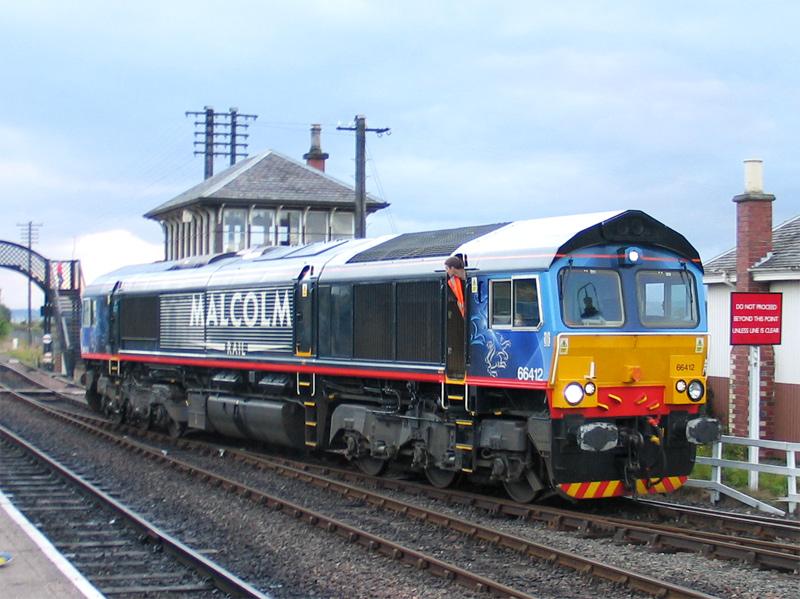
[705, 214, 800, 273]
[144, 150, 388, 219]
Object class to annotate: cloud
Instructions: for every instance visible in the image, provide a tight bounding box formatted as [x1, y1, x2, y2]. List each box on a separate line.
[0, 229, 162, 309]
[377, 151, 617, 223]
[0, 158, 184, 198]
[56, 230, 164, 285]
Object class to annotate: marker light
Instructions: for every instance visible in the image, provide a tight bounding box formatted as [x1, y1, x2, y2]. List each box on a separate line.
[675, 379, 687, 393]
[564, 382, 585, 406]
[584, 381, 597, 396]
[687, 380, 705, 401]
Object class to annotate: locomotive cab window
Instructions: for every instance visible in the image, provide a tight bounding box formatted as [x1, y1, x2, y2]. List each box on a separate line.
[559, 268, 623, 328]
[490, 278, 541, 329]
[636, 269, 698, 328]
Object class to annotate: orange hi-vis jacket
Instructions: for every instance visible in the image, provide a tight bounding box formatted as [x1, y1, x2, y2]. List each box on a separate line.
[447, 276, 466, 318]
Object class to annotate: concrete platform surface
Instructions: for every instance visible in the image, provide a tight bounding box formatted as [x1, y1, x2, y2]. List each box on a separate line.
[0, 489, 102, 598]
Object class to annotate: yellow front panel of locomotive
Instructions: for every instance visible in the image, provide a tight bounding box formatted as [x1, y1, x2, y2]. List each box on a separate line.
[551, 334, 709, 408]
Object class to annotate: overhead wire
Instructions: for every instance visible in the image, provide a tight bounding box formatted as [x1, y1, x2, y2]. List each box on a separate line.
[365, 141, 397, 234]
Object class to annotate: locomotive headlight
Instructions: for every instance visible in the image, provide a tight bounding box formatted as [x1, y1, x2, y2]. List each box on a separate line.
[584, 381, 596, 396]
[620, 246, 642, 266]
[564, 382, 585, 406]
[675, 379, 687, 393]
[687, 379, 705, 401]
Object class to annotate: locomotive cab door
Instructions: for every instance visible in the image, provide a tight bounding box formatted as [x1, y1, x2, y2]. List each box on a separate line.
[107, 281, 122, 355]
[295, 279, 315, 357]
[444, 275, 467, 380]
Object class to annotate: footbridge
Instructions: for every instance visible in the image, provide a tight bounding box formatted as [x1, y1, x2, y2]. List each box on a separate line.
[0, 240, 82, 375]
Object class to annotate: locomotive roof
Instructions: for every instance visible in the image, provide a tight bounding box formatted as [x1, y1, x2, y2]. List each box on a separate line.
[84, 209, 702, 295]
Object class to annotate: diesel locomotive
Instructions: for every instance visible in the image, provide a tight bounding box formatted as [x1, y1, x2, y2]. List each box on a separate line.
[80, 209, 720, 502]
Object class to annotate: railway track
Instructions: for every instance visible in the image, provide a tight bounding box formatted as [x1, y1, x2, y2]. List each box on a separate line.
[623, 497, 800, 542]
[0, 380, 549, 598]
[0, 423, 268, 598]
[3, 363, 798, 591]
[228, 453, 800, 571]
[4, 368, 800, 577]
[0, 372, 735, 598]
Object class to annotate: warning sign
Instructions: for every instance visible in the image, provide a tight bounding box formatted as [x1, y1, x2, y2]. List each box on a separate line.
[730, 292, 782, 345]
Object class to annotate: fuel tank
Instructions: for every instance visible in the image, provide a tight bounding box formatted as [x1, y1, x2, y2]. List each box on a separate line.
[201, 394, 305, 448]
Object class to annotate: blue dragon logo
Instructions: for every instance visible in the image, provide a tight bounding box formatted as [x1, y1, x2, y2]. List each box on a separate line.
[485, 335, 511, 377]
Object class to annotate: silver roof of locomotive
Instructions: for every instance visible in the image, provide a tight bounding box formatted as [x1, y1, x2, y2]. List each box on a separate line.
[87, 209, 696, 294]
[459, 210, 624, 271]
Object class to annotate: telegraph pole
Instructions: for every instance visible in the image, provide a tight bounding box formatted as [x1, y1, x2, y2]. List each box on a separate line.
[17, 221, 41, 346]
[186, 106, 257, 179]
[230, 108, 239, 167]
[337, 115, 390, 238]
[203, 106, 214, 179]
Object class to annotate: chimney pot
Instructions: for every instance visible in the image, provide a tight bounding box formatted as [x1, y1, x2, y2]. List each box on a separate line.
[303, 123, 329, 172]
[744, 159, 763, 193]
[310, 124, 321, 151]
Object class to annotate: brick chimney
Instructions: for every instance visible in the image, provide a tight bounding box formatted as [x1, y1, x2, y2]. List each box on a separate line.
[729, 159, 776, 439]
[303, 124, 329, 172]
[733, 159, 774, 292]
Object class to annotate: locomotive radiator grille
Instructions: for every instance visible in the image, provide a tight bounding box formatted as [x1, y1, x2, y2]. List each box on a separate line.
[159, 286, 294, 354]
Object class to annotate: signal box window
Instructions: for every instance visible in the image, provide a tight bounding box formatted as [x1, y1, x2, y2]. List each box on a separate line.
[560, 268, 623, 327]
[305, 211, 328, 243]
[636, 270, 698, 328]
[251, 209, 275, 246]
[490, 278, 541, 329]
[277, 210, 302, 246]
[222, 208, 247, 252]
[331, 212, 354, 240]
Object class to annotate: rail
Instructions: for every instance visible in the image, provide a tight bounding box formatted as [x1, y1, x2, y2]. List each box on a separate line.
[687, 435, 800, 516]
[0, 422, 271, 598]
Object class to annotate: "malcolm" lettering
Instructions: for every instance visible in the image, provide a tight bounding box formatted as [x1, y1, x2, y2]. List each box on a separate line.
[189, 290, 292, 328]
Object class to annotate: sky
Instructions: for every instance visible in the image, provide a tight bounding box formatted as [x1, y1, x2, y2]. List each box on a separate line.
[1, 1, 799, 309]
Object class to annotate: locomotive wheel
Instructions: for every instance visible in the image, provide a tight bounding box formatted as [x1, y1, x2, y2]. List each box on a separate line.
[135, 412, 151, 431]
[425, 466, 458, 489]
[503, 478, 538, 503]
[167, 418, 186, 438]
[85, 389, 103, 413]
[107, 400, 126, 428]
[355, 456, 388, 476]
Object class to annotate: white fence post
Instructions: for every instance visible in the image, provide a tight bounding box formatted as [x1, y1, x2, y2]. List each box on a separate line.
[711, 440, 722, 503]
[748, 346, 760, 491]
[788, 449, 797, 515]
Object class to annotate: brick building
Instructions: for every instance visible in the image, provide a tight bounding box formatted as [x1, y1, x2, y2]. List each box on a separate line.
[704, 160, 800, 442]
[145, 125, 388, 260]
